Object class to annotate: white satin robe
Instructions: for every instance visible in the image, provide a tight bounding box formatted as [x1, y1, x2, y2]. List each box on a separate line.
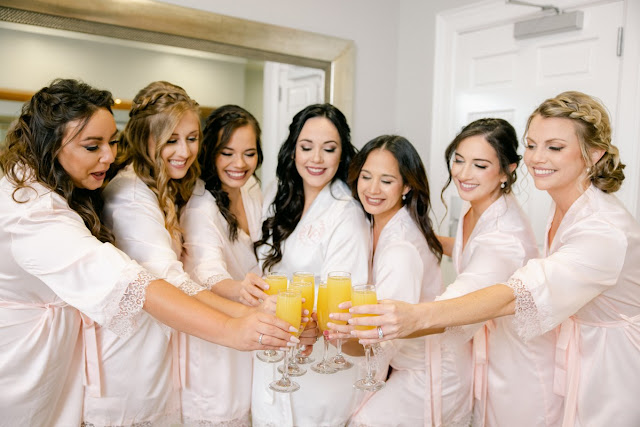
[252, 179, 370, 427]
[440, 193, 561, 427]
[179, 177, 263, 426]
[0, 174, 152, 427]
[84, 165, 205, 426]
[349, 207, 444, 427]
[507, 185, 640, 427]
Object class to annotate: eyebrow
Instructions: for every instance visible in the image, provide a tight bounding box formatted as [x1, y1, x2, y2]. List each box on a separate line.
[526, 136, 568, 144]
[299, 138, 339, 144]
[361, 168, 398, 179]
[455, 152, 492, 163]
[81, 129, 118, 142]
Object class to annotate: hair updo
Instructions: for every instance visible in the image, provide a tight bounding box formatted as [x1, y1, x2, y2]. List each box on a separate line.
[525, 91, 625, 193]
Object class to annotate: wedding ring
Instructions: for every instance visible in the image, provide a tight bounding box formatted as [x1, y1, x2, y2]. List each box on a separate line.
[377, 326, 384, 339]
[258, 333, 264, 345]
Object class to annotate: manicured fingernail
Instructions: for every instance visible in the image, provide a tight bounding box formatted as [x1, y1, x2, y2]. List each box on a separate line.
[289, 326, 299, 333]
[350, 331, 357, 336]
[329, 314, 335, 319]
[348, 308, 353, 313]
[304, 309, 310, 315]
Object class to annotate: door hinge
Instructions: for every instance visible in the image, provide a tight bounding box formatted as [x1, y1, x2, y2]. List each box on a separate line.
[617, 27, 623, 57]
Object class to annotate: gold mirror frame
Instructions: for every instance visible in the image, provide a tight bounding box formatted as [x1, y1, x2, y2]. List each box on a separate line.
[0, 0, 355, 120]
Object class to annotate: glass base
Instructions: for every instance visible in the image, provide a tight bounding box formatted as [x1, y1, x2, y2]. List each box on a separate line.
[278, 363, 307, 377]
[354, 378, 385, 392]
[295, 354, 315, 364]
[310, 361, 338, 374]
[256, 350, 284, 363]
[329, 355, 353, 370]
[269, 378, 300, 393]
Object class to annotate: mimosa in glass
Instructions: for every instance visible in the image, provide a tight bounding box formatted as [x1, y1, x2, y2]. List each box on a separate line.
[290, 272, 316, 365]
[327, 271, 353, 370]
[269, 290, 302, 393]
[311, 282, 338, 374]
[256, 272, 288, 363]
[352, 284, 385, 391]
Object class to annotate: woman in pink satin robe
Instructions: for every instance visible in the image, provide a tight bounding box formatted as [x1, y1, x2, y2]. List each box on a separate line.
[345, 91, 640, 427]
[436, 119, 561, 427]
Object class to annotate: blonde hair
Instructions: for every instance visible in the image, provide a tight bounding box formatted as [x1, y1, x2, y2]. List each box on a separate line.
[116, 81, 201, 242]
[525, 91, 625, 193]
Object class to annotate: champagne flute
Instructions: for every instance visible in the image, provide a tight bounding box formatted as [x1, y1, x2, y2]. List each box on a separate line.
[352, 284, 385, 391]
[269, 290, 302, 393]
[327, 271, 353, 370]
[291, 271, 315, 364]
[256, 272, 288, 363]
[311, 281, 338, 374]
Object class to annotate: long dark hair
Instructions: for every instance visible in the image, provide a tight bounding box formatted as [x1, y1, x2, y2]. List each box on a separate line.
[199, 105, 263, 241]
[0, 78, 115, 243]
[348, 135, 443, 262]
[441, 118, 521, 206]
[255, 103, 356, 273]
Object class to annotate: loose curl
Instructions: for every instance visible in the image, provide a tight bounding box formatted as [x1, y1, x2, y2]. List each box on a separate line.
[525, 91, 624, 193]
[255, 103, 356, 273]
[348, 135, 443, 262]
[115, 81, 201, 243]
[199, 105, 262, 241]
[0, 78, 115, 243]
[441, 118, 521, 209]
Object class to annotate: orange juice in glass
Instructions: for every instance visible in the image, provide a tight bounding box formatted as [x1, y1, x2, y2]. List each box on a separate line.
[311, 282, 338, 374]
[352, 284, 385, 392]
[351, 286, 377, 331]
[265, 272, 288, 296]
[327, 272, 352, 326]
[270, 290, 302, 393]
[326, 271, 353, 370]
[289, 272, 316, 366]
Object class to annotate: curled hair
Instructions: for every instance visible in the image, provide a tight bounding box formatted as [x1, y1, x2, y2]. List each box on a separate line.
[0, 78, 115, 243]
[115, 81, 201, 242]
[441, 118, 521, 206]
[348, 135, 443, 262]
[199, 105, 263, 241]
[255, 103, 356, 273]
[525, 91, 624, 193]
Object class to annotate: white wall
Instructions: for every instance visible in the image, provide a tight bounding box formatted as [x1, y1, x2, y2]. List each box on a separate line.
[157, 0, 400, 148]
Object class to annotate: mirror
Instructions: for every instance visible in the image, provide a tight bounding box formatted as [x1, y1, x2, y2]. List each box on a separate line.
[0, 0, 354, 182]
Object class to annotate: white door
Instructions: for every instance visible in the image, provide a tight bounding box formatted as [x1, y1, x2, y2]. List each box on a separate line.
[262, 62, 325, 187]
[432, 0, 625, 247]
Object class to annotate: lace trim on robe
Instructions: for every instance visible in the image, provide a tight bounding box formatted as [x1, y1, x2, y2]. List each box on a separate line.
[505, 277, 552, 342]
[102, 263, 155, 338]
[203, 273, 233, 290]
[182, 412, 250, 427]
[178, 279, 205, 296]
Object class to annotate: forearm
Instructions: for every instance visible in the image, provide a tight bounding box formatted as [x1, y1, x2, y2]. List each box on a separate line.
[194, 288, 251, 318]
[418, 284, 515, 331]
[143, 279, 239, 348]
[438, 235, 455, 258]
[208, 278, 242, 302]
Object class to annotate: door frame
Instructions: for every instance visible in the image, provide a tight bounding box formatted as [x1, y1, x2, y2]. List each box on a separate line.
[430, 0, 640, 225]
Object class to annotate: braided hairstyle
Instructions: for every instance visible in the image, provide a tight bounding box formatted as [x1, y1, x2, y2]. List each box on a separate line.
[526, 91, 624, 193]
[199, 105, 263, 241]
[255, 103, 356, 273]
[347, 135, 443, 262]
[115, 81, 201, 243]
[0, 78, 115, 243]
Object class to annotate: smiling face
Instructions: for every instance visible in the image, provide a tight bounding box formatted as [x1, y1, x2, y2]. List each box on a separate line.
[214, 124, 259, 192]
[524, 114, 589, 204]
[357, 149, 408, 225]
[294, 116, 342, 196]
[451, 134, 507, 214]
[149, 110, 200, 180]
[56, 108, 118, 190]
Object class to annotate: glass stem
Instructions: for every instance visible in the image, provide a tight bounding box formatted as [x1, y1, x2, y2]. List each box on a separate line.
[322, 334, 330, 364]
[282, 348, 290, 384]
[364, 344, 373, 382]
[336, 338, 344, 358]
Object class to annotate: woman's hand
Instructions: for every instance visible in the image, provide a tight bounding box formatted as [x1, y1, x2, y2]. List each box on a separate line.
[238, 272, 270, 306]
[227, 309, 300, 351]
[257, 294, 277, 315]
[342, 299, 425, 345]
[298, 316, 319, 356]
[326, 301, 356, 340]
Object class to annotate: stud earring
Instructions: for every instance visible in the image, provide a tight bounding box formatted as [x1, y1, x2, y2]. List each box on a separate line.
[402, 194, 406, 201]
[500, 182, 506, 189]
